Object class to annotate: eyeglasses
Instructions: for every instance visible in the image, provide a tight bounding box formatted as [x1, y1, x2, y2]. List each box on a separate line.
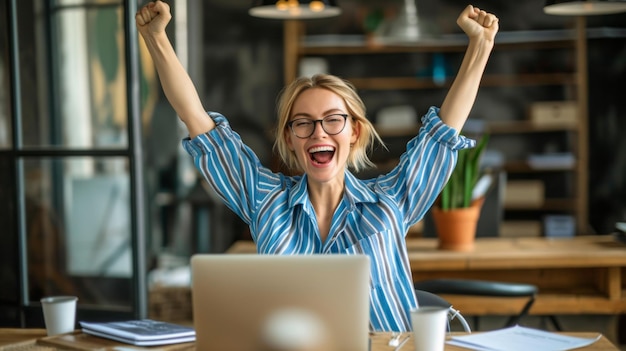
[287, 114, 348, 139]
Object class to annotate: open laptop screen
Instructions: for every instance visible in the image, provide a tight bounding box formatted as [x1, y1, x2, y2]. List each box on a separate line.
[191, 254, 370, 351]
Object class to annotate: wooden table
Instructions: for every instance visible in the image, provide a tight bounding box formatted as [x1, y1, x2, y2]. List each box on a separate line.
[0, 329, 620, 350]
[0, 329, 194, 350]
[227, 235, 626, 316]
[407, 235, 626, 317]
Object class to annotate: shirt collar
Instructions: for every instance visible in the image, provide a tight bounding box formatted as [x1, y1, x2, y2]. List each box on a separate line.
[287, 171, 379, 210]
[343, 171, 378, 207]
[288, 174, 309, 209]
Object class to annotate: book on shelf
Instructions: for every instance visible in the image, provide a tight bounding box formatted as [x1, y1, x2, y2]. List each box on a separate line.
[79, 319, 195, 346]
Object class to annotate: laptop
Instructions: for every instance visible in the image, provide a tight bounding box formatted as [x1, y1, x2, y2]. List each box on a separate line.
[190, 254, 370, 351]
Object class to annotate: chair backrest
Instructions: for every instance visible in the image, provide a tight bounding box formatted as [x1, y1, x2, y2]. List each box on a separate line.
[414, 290, 471, 333]
[414, 279, 537, 329]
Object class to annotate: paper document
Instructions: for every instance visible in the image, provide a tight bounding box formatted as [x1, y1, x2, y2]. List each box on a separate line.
[447, 325, 601, 351]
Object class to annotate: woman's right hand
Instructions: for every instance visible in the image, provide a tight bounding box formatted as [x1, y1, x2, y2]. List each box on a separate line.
[135, 1, 172, 38]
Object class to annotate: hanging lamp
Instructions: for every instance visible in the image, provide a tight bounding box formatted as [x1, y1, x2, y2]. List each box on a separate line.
[249, 0, 341, 19]
[544, 0, 626, 15]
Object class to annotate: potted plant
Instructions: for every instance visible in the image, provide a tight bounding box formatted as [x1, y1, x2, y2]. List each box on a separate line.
[432, 134, 490, 251]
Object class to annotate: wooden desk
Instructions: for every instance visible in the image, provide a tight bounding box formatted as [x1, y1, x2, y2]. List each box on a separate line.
[228, 235, 626, 317]
[407, 235, 626, 317]
[0, 329, 194, 350]
[0, 329, 619, 350]
[0, 329, 48, 348]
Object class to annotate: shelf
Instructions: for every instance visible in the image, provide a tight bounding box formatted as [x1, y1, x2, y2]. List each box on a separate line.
[375, 126, 420, 137]
[374, 160, 577, 176]
[285, 19, 590, 235]
[488, 120, 578, 134]
[375, 120, 577, 138]
[301, 29, 580, 54]
[346, 73, 576, 90]
[300, 27, 626, 55]
[504, 198, 578, 211]
[504, 160, 577, 173]
[301, 40, 575, 54]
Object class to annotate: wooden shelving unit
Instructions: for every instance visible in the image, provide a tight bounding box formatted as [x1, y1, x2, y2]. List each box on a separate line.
[282, 18, 590, 236]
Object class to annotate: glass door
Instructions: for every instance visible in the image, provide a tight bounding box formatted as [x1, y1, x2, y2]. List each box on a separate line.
[0, 0, 150, 326]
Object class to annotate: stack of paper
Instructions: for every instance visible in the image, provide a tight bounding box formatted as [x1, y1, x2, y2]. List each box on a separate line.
[447, 325, 600, 351]
[80, 319, 195, 346]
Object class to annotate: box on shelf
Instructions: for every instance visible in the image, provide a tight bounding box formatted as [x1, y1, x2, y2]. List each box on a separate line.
[375, 105, 418, 129]
[298, 57, 328, 78]
[544, 215, 576, 238]
[500, 221, 542, 237]
[148, 286, 192, 323]
[504, 180, 544, 208]
[527, 153, 576, 170]
[529, 101, 577, 127]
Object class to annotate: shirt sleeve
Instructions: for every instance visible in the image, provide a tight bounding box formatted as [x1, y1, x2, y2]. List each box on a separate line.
[181, 112, 277, 225]
[375, 106, 476, 229]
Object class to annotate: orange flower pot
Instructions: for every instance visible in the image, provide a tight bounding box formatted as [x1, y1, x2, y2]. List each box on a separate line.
[432, 198, 484, 252]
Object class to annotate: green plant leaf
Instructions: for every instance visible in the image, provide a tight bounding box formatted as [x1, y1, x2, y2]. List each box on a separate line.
[441, 178, 450, 210]
[454, 150, 466, 208]
[439, 133, 489, 210]
[463, 153, 473, 207]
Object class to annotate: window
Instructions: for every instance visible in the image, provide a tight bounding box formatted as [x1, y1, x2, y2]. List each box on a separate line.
[1, 0, 148, 326]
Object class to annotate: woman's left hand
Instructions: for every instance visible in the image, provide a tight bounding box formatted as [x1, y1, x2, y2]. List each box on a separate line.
[457, 5, 499, 43]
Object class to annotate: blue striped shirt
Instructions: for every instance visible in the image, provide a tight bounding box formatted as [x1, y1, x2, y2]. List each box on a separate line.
[182, 106, 474, 332]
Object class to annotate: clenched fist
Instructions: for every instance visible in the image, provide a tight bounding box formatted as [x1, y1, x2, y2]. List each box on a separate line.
[136, 1, 172, 38]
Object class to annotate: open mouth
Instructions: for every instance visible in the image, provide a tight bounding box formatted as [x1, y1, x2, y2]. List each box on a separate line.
[308, 145, 335, 165]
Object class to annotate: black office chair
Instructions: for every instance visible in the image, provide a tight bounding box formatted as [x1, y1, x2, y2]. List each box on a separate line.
[414, 289, 472, 333]
[414, 279, 538, 331]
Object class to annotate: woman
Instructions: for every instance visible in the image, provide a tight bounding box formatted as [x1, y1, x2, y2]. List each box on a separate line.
[136, 1, 498, 332]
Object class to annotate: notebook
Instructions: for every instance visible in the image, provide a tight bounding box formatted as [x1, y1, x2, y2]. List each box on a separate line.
[190, 254, 370, 351]
[79, 319, 195, 346]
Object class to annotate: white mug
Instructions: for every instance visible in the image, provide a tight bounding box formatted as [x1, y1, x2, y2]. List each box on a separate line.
[410, 306, 449, 351]
[41, 296, 78, 336]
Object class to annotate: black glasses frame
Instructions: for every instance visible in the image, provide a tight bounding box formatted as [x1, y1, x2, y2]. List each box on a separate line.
[287, 114, 349, 139]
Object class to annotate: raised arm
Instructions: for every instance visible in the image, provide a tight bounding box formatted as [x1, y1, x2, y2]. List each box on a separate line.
[439, 5, 499, 132]
[136, 0, 214, 138]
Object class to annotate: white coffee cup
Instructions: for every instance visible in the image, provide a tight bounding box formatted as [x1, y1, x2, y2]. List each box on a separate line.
[41, 296, 78, 336]
[410, 306, 449, 351]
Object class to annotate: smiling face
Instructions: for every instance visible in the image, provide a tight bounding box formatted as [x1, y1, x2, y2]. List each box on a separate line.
[285, 87, 360, 185]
